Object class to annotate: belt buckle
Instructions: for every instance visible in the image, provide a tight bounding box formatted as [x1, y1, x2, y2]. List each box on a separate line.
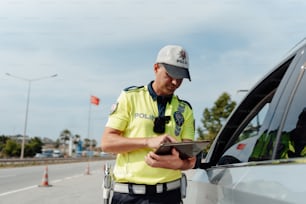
[145, 184, 157, 195]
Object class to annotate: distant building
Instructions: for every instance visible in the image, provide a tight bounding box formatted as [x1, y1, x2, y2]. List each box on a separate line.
[9, 134, 30, 144]
[8, 135, 56, 149]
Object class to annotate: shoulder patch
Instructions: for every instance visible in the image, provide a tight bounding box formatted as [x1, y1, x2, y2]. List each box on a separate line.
[178, 98, 193, 110]
[123, 85, 144, 92]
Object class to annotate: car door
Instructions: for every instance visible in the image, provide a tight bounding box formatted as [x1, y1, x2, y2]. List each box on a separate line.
[229, 43, 306, 204]
[186, 40, 306, 204]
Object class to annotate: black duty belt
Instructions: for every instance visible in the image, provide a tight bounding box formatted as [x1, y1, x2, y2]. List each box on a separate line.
[113, 179, 181, 195]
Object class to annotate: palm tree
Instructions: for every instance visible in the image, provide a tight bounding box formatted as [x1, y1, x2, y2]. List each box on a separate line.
[83, 138, 91, 150]
[73, 134, 81, 153]
[60, 129, 72, 156]
[91, 139, 97, 149]
[73, 134, 81, 145]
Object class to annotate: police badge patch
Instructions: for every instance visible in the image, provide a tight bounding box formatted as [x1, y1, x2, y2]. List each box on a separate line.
[174, 111, 184, 126]
[174, 111, 184, 136]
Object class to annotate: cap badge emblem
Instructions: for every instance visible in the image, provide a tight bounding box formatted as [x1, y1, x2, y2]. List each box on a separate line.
[179, 50, 186, 60]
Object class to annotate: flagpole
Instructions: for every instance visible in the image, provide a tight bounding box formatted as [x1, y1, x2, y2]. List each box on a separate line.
[87, 98, 92, 156]
[87, 95, 99, 158]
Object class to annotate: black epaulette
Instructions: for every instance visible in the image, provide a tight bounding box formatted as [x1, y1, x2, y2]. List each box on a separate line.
[178, 98, 193, 110]
[123, 85, 144, 92]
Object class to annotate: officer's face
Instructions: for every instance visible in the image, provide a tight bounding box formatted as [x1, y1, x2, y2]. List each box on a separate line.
[153, 64, 183, 95]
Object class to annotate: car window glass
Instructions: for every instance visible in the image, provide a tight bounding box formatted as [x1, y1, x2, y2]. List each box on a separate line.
[236, 104, 269, 143]
[263, 56, 303, 136]
[218, 103, 269, 165]
[215, 54, 299, 165]
[249, 52, 306, 161]
[276, 61, 306, 159]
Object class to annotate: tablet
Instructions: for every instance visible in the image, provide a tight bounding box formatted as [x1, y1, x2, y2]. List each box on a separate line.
[154, 140, 210, 160]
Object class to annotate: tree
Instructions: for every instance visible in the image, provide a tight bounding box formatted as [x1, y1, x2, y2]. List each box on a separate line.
[0, 135, 9, 154]
[54, 139, 61, 149]
[1, 136, 43, 158]
[3, 139, 20, 157]
[197, 92, 236, 151]
[60, 129, 72, 156]
[24, 137, 43, 157]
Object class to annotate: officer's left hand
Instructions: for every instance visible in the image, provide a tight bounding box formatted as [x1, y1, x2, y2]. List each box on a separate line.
[145, 148, 195, 170]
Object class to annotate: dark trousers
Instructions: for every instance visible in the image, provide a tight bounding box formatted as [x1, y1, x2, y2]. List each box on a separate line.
[111, 188, 182, 204]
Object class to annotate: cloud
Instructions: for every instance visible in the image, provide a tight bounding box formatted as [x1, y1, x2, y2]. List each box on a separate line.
[1, 0, 306, 144]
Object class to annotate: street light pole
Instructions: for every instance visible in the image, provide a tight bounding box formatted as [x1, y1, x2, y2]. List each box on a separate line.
[236, 89, 249, 94]
[6, 73, 58, 159]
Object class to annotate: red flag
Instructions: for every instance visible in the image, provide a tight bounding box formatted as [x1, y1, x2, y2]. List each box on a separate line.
[90, 95, 100, 105]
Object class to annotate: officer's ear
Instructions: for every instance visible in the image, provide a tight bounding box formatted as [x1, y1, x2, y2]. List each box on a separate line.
[154, 63, 160, 73]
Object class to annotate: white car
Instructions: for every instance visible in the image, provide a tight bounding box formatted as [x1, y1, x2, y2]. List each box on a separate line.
[52, 150, 63, 158]
[186, 38, 306, 204]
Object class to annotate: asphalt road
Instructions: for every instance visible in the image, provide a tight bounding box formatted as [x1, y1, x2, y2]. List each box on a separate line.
[0, 160, 110, 204]
[0, 160, 198, 204]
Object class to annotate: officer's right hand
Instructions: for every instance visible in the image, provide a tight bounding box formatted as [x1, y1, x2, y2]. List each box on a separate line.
[146, 134, 177, 149]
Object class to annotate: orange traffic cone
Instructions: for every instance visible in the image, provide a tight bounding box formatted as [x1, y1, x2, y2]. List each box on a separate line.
[39, 165, 52, 187]
[85, 163, 91, 175]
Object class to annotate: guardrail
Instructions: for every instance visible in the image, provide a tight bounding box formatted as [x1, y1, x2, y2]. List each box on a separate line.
[0, 156, 116, 168]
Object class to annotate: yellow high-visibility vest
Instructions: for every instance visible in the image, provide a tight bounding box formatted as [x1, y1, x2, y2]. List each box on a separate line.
[105, 84, 195, 184]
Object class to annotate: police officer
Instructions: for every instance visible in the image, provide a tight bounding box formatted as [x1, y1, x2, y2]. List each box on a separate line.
[101, 45, 196, 204]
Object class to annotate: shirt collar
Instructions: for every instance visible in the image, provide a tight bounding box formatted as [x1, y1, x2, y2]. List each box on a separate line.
[148, 81, 173, 103]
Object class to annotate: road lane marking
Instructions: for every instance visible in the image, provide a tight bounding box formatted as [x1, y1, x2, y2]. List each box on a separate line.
[0, 185, 37, 197]
[0, 173, 91, 197]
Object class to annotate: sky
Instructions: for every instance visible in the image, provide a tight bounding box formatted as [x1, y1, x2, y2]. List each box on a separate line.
[1, 0, 306, 147]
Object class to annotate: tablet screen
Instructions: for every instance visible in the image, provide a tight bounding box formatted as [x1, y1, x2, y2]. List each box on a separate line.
[155, 141, 209, 160]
